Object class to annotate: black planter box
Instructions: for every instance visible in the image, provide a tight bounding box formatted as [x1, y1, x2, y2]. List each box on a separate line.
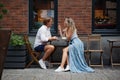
[4, 45, 27, 69]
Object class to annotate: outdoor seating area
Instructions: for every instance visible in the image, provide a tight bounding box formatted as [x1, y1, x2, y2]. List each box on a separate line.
[23, 34, 102, 68]
[21, 34, 120, 68]
[1, 34, 120, 80]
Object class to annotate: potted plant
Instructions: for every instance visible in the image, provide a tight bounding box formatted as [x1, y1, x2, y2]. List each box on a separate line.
[4, 33, 27, 69]
[9, 33, 25, 47]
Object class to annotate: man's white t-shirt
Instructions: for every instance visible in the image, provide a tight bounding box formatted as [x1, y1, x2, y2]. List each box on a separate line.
[34, 25, 51, 48]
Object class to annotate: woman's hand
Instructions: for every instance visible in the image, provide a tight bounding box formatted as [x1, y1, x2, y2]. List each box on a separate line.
[58, 25, 63, 37]
[65, 27, 73, 41]
[58, 25, 61, 31]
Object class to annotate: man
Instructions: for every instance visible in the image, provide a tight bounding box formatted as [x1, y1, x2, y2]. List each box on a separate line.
[34, 17, 58, 69]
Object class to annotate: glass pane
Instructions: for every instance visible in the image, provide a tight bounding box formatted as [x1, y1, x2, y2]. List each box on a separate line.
[94, 0, 117, 29]
[33, 0, 54, 29]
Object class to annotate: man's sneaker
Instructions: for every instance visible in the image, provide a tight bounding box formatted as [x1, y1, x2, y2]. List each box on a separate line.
[55, 66, 65, 72]
[39, 59, 47, 69]
[64, 65, 70, 71]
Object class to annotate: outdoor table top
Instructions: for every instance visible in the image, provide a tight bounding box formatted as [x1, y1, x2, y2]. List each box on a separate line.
[107, 39, 120, 42]
[50, 37, 68, 47]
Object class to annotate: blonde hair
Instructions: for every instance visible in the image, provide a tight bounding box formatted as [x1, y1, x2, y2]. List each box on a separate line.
[64, 17, 76, 32]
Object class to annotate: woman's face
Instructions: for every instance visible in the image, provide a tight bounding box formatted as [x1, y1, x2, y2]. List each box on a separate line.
[64, 21, 68, 27]
[47, 19, 53, 27]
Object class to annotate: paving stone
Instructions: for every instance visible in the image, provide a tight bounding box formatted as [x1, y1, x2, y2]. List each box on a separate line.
[1, 67, 120, 80]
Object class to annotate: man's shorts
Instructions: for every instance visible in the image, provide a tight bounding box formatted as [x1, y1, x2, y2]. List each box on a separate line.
[34, 45, 45, 52]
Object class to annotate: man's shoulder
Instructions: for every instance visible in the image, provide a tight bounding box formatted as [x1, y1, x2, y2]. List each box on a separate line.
[40, 25, 47, 29]
[38, 25, 47, 32]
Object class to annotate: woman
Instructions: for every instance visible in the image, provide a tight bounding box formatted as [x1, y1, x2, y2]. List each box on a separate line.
[55, 17, 94, 73]
[34, 17, 58, 69]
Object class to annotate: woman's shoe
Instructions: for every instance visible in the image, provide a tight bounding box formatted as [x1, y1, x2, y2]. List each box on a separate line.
[55, 66, 65, 72]
[64, 65, 70, 71]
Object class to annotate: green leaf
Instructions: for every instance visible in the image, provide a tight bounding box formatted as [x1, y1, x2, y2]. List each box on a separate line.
[10, 33, 25, 46]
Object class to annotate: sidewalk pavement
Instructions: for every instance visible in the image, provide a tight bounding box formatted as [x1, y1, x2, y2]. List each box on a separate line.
[1, 67, 120, 80]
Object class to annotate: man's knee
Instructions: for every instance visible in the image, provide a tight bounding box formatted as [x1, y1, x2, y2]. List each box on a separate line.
[49, 45, 55, 51]
[50, 45, 55, 50]
[45, 45, 55, 51]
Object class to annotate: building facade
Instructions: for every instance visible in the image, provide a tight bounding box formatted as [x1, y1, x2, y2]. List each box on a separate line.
[1, 0, 120, 35]
[0, 0, 120, 65]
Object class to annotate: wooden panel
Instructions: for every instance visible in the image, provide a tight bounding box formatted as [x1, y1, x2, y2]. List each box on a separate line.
[0, 30, 11, 79]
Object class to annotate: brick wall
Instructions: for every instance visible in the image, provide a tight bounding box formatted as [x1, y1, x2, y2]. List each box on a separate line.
[0, 0, 28, 34]
[58, 0, 92, 35]
[0, 0, 92, 35]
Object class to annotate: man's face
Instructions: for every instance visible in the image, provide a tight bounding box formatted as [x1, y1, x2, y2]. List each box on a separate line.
[47, 19, 53, 27]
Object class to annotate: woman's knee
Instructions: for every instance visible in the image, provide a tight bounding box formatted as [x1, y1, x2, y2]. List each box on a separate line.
[63, 47, 68, 53]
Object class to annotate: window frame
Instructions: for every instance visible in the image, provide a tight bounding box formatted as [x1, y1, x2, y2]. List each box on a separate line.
[29, 0, 58, 36]
[92, 0, 120, 35]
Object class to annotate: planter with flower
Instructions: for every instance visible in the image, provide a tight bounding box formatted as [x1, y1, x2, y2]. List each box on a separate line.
[4, 33, 27, 69]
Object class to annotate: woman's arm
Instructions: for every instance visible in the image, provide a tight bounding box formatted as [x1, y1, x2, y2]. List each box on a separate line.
[58, 25, 63, 37]
[58, 25, 67, 37]
[65, 27, 73, 41]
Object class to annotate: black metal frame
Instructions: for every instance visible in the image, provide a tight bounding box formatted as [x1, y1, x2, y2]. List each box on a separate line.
[92, 0, 120, 35]
[29, 0, 58, 36]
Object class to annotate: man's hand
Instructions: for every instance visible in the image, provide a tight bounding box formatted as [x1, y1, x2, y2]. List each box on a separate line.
[49, 36, 58, 41]
[52, 36, 58, 40]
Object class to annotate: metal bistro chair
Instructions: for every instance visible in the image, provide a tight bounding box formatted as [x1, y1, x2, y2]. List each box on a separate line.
[88, 34, 104, 67]
[24, 34, 41, 68]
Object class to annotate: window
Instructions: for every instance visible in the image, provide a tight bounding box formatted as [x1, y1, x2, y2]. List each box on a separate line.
[29, 0, 58, 35]
[92, 0, 120, 35]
